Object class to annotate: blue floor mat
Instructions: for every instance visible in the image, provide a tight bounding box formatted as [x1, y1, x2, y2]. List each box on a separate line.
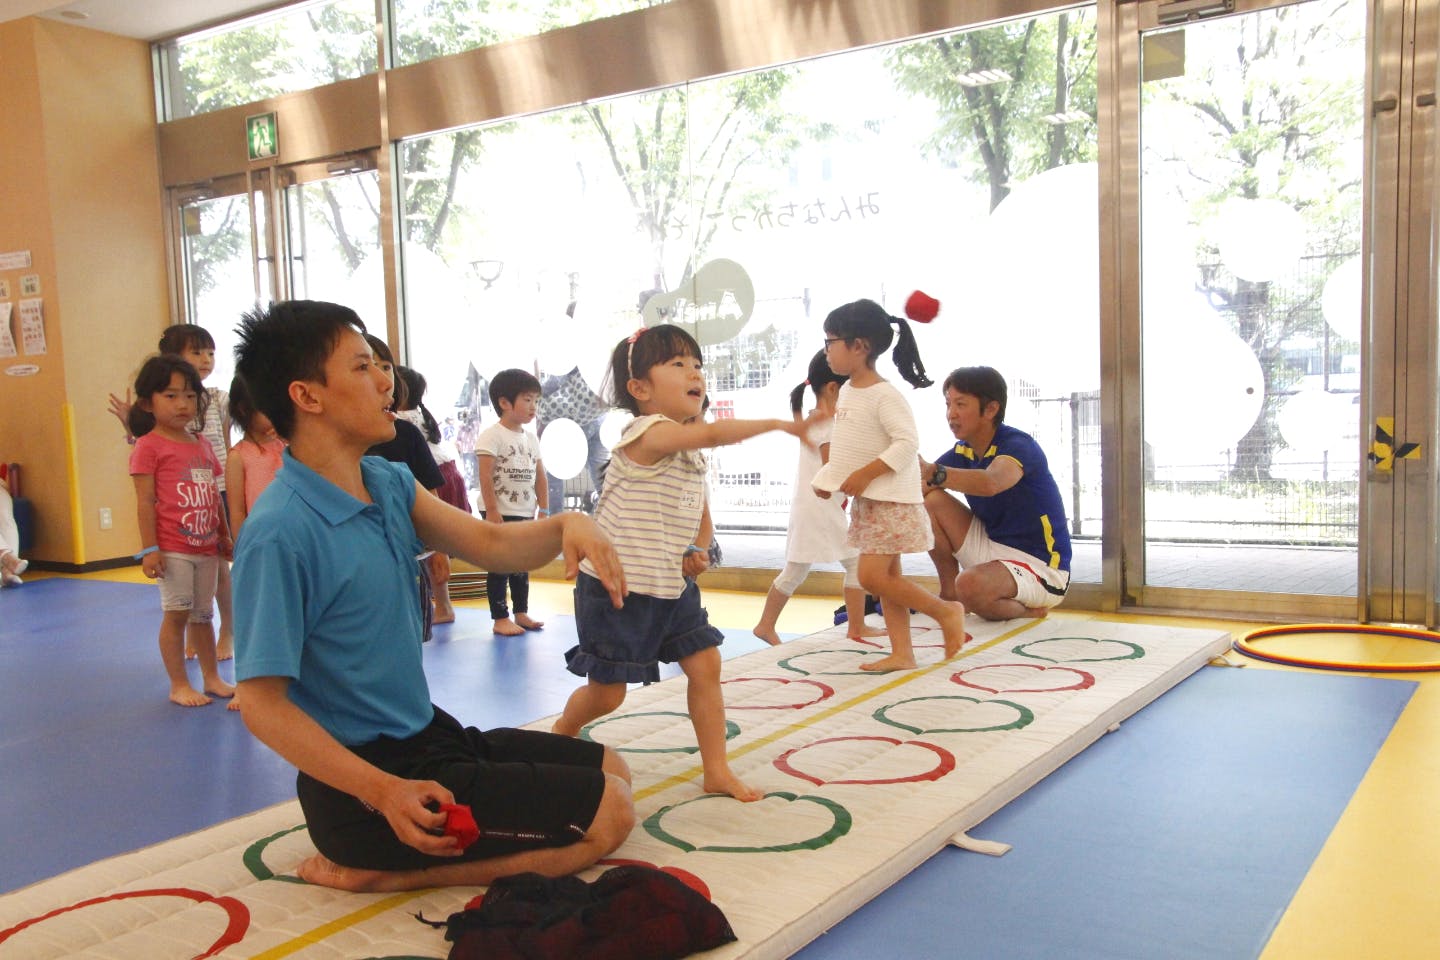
[794, 665, 1414, 960]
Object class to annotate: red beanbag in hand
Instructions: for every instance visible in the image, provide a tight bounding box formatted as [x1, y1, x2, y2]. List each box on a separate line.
[441, 802, 481, 850]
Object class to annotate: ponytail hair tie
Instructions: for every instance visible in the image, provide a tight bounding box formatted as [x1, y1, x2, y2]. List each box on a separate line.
[904, 290, 940, 323]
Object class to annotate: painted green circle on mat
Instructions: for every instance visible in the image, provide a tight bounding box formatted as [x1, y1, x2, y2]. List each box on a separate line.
[777, 649, 896, 676]
[1014, 636, 1145, 663]
[242, 823, 310, 884]
[874, 695, 1034, 734]
[582, 710, 739, 753]
[644, 792, 852, 853]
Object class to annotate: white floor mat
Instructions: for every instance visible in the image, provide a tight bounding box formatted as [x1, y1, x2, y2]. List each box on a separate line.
[0, 614, 1230, 958]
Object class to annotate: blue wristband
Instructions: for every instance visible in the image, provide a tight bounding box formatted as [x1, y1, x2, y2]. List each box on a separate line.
[684, 544, 705, 555]
[134, 545, 160, 559]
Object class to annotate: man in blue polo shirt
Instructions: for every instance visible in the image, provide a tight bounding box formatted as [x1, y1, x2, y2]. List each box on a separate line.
[919, 366, 1071, 620]
[231, 300, 634, 893]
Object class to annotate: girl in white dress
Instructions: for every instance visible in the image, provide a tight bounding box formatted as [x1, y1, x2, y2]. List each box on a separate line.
[753, 350, 885, 645]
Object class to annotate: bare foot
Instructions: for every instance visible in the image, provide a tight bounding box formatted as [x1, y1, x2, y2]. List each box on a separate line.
[702, 770, 765, 802]
[860, 653, 918, 672]
[515, 614, 545, 631]
[493, 618, 525, 636]
[1022, 605, 1049, 619]
[934, 600, 969, 658]
[184, 646, 197, 661]
[752, 626, 782, 646]
[297, 853, 392, 892]
[170, 685, 212, 707]
[216, 635, 234, 661]
[432, 604, 456, 625]
[847, 624, 886, 640]
[227, 697, 241, 712]
[204, 678, 237, 699]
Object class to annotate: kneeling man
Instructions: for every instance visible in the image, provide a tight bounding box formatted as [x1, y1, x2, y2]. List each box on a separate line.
[920, 366, 1070, 620]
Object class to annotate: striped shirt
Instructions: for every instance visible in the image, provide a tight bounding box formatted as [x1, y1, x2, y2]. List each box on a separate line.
[193, 387, 229, 492]
[580, 414, 706, 599]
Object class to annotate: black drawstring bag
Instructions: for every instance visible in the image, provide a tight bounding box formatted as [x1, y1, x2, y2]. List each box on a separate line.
[421, 865, 737, 960]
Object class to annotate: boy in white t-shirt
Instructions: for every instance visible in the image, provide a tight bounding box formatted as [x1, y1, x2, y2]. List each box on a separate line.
[475, 368, 549, 636]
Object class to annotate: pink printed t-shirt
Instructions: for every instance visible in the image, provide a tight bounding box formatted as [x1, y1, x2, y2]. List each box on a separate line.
[129, 432, 224, 554]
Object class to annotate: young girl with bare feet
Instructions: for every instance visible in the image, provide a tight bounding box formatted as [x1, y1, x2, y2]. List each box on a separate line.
[553, 324, 813, 802]
[128, 354, 236, 708]
[112, 324, 236, 659]
[475, 368, 549, 636]
[754, 350, 885, 647]
[811, 296, 968, 670]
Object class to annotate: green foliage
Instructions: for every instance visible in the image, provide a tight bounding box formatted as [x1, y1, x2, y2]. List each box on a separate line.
[575, 68, 822, 287]
[887, 10, 1098, 210]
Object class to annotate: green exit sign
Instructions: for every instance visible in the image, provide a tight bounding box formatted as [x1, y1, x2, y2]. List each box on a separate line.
[246, 112, 278, 161]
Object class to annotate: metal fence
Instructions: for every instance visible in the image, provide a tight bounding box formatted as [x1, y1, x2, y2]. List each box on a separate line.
[706, 390, 1361, 548]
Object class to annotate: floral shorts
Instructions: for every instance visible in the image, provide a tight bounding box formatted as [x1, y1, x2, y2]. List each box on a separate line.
[847, 497, 934, 556]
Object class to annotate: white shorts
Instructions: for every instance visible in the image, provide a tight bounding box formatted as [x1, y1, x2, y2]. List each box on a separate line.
[156, 551, 220, 621]
[956, 518, 1070, 610]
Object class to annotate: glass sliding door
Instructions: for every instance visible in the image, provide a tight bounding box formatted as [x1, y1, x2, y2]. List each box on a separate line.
[1118, 0, 1440, 623]
[175, 172, 275, 393]
[1124, 0, 1366, 614]
[281, 160, 385, 323]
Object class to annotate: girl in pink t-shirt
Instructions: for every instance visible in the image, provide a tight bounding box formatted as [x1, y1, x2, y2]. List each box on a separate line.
[128, 354, 234, 709]
[225, 375, 286, 540]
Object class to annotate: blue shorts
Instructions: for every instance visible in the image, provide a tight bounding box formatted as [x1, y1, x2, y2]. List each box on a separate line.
[566, 572, 723, 684]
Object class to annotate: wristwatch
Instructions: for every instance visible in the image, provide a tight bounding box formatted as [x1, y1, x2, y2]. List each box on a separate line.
[929, 464, 947, 487]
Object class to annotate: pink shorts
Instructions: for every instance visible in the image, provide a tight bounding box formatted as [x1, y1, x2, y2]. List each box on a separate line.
[847, 497, 934, 556]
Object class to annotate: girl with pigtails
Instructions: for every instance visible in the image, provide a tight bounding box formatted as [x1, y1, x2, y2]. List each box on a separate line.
[812, 295, 969, 670]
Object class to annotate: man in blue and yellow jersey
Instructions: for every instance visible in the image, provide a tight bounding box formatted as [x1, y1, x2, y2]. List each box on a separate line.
[919, 366, 1071, 620]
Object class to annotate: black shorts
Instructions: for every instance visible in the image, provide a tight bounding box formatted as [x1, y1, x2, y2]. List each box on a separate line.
[298, 706, 606, 870]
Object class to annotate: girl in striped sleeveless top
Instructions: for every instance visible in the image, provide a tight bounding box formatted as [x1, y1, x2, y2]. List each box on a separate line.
[553, 324, 813, 802]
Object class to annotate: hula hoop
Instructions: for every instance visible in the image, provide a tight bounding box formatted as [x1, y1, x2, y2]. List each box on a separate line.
[1232, 622, 1440, 673]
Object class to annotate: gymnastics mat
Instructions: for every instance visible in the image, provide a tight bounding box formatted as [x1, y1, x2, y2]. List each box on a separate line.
[0, 615, 1230, 959]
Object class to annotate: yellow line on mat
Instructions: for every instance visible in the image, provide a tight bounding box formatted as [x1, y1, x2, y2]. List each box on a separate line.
[248, 891, 429, 959]
[633, 619, 1042, 802]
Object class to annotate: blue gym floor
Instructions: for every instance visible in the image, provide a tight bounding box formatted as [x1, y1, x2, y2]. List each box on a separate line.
[0, 576, 1416, 958]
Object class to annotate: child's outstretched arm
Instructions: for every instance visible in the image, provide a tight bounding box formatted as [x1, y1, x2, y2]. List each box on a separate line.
[108, 388, 135, 443]
[411, 484, 626, 606]
[629, 415, 812, 464]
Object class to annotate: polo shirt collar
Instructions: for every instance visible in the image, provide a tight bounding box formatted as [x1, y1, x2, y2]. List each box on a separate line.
[276, 448, 380, 526]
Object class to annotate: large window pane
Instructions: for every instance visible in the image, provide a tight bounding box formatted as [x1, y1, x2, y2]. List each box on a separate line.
[159, 0, 376, 121]
[398, 8, 1100, 578]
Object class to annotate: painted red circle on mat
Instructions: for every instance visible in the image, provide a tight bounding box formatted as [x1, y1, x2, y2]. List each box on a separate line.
[0, 888, 249, 958]
[722, 677, 835, 709]
[774, 735, 955, 786]
[950, 663, 1095, 694]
